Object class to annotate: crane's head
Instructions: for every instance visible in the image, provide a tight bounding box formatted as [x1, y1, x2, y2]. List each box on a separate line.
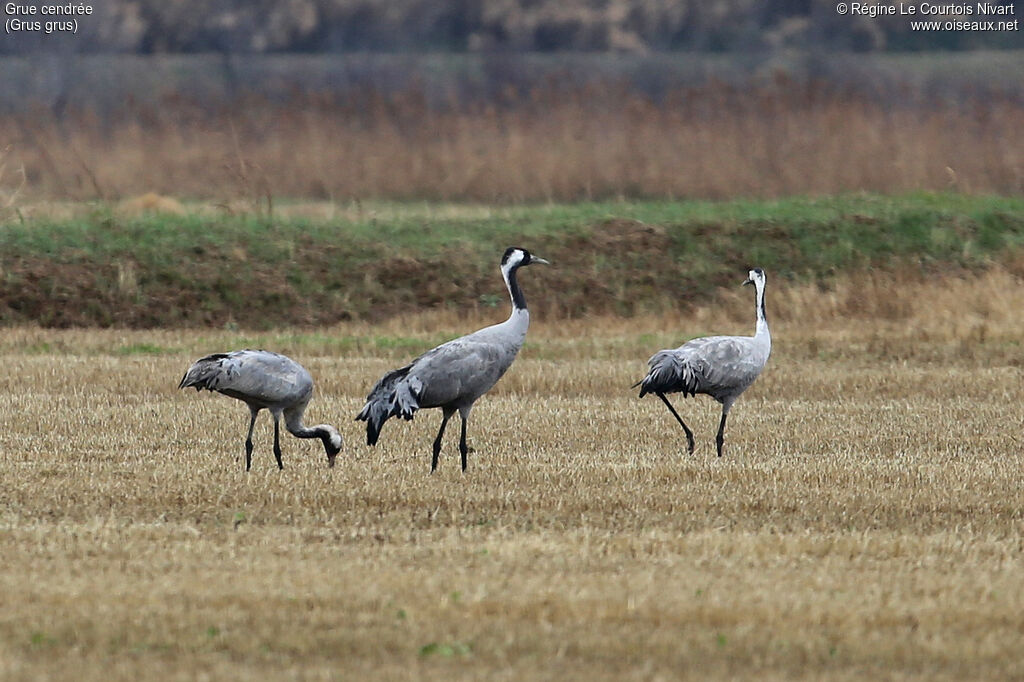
[322, 427, 343, 467]
[742, 267, 765, 288]
[501, 246, 550, 271]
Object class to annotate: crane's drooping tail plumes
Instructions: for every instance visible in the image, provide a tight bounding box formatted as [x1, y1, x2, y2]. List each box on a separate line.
[633, 350, 700, 399]
[179, 353, 233, 392]
[356, 364, 423, 445]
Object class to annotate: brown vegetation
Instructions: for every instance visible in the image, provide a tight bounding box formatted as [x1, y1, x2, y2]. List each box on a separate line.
[5, 80, 1022, 203]
[1, 271, 1023, 680]
[116, 192, 187, 217]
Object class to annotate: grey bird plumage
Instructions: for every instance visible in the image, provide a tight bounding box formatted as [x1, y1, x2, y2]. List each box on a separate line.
[634, 268, 771, 457]
[179, 350, 342, 470]
[356, 246, 549, 472]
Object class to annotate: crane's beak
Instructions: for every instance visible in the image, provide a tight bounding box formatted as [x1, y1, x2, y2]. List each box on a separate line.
[530, 255, 550, 266]
[327, 453, 337, 468]
[742, 277, 754, 286]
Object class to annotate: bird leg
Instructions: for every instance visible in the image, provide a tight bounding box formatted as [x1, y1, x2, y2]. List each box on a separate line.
[272, 415, 284, 470]
[244, 408, 258, 472]
[715, 411, 728, 458]
[459, 415, 469, 472]
[657, 393, 695, 454]
[432, 409, 454, 473]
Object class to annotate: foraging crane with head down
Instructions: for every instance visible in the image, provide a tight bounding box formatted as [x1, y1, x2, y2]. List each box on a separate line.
[356, 246, 549, 472]
[179, 350, 342, 471]
[634, 267, 771, 457]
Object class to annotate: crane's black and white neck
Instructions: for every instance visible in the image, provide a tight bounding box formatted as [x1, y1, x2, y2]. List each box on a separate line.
[743, 267, 770, 344]
[501, 246, 549, 316]
[284, 414, 344, 468]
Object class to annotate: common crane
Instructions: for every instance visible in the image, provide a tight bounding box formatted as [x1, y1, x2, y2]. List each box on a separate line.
[634, 268, 771, 457]
[179, 350, 343, 470]
[356, 246, 549, 472]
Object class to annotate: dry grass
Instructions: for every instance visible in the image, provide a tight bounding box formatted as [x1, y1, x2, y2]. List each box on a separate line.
[1, 270, 1024, 680]
[5, 82, 1023, 203]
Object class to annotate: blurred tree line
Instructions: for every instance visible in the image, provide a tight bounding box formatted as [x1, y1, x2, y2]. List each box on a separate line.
[3, 0, 1020, 55]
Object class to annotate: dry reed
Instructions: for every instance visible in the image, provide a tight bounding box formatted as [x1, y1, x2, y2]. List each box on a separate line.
[4, 82, 1022, 202]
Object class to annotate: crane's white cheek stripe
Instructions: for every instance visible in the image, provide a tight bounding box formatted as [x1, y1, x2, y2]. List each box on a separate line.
[501, 251, 525, 273]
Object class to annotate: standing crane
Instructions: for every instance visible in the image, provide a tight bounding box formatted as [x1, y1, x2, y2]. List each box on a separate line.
[357, 246, 549, 472]
[634, 268, 771, 457]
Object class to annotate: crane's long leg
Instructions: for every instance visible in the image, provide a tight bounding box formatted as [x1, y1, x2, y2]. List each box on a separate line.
[244, 407, 259, 472]
[657, 392, 695, 454]
[432, 408, 455, 473]
[715, 411, 728, 458]
[459, 414, 469, 472]
[272, 415, 284, 470]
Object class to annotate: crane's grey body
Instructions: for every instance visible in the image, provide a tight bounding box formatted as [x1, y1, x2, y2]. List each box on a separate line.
[179, 350, 342, 470]
[642, 334, 768, 407]
[367, 316, 527, 415]
[357, 247, 548, 472]
[635, 268, 771, 456]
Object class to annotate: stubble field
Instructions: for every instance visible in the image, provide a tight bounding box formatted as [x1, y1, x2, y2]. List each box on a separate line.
[1, 268, 1022, 680]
